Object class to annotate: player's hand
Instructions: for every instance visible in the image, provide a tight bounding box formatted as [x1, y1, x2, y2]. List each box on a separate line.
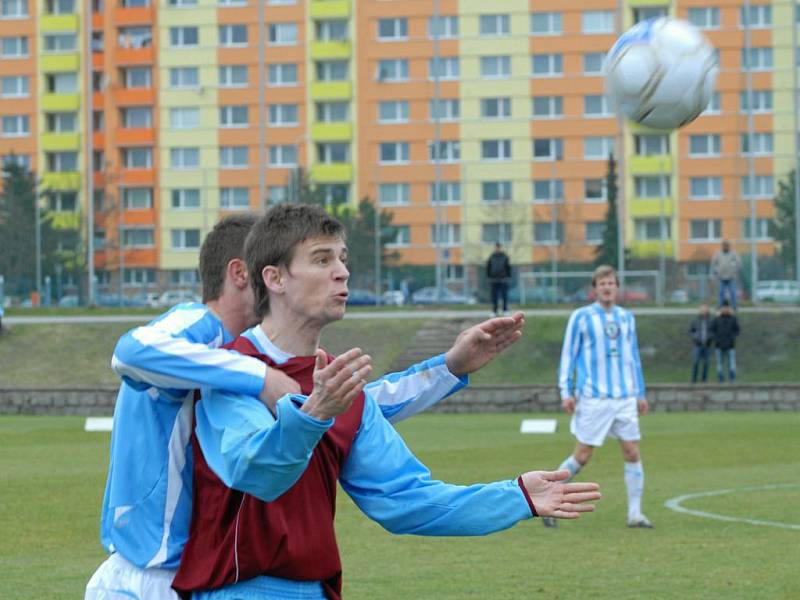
[638, 398, 649, 416]
[444, 312, 524, 376]
[302, 348, 372, 421]
[520, 470, 601, 519]
[259, 367, 301, 410]
[562, 397, 576, 414]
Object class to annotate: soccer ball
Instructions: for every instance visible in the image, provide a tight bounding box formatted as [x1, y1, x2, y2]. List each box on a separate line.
[604, 17, 718, 130]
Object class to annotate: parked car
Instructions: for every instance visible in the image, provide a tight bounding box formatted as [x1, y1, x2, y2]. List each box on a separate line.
[130, 292, 161, 308]
[346, 288, 378, 306]
[411, 287, 477, 305]
[754, 280, 800, 303]
[669, 289, 690, 304]
[158, 290, 201, 307]
[381, 290, 405, 306]
[57, 294, 80, 308]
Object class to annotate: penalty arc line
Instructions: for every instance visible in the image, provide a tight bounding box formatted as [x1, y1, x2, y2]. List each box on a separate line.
[664, 483, 800, 531]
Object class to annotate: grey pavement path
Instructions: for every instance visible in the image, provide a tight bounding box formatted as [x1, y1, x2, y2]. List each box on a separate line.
[5, 305, 799, 325]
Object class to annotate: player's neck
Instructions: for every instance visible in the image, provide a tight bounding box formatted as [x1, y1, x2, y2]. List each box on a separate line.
[597, 299, 616, 311]
[207, 298, 250, 339]
[259, 310, 322, 357]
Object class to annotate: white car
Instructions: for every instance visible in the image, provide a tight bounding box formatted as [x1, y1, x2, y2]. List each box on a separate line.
[158, 290, 201, 307]
[754, 280, 800, 303]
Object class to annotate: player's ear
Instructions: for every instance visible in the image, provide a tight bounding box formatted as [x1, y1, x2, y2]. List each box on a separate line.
[262, 265, 284, 294]
[227, 258, 248, 289]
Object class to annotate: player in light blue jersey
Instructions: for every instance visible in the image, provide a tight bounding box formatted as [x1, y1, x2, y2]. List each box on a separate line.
[544, 265, 652, 529]
[86, 213, 526, 600]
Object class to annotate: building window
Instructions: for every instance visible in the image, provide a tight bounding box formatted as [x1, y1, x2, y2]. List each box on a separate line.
[169, 26, 198, 48]
[429, 99, 459, 121]
[1, 115, 29, 137]
[123, 268, 156, 285]
[167, 0, 195, 7]
[267, 63, 297, 86]
[269, 145, 297, 167]
[119, 107, 152, 129]
[531, 53, 562, 77]
[481, 181, 512, 203]
[690, 219, 722, 242]
[742, 218, 773, 240]
[169, 147, 199, 169]
[690, 177, 722, 199]
[2, 153, 31, 169]
[117, 26, 152, 48]
[633, 7, 667, 23]
[584, 137, 614, 160]
[47, 151, 78, 172]
[533, 179, 563, 204]
[533, 222, 564, 245]
[741, 175, 773, 198]
[431, 224, 461, 246]
[481, 140, 512, 161]
[740, 133, 773, 156]
[688, 7, 720, 30]
[635, 134, 669, 156]
[169, 67, 199, 89]
[689, 134, 721, 157]
[316, 101, 348, 122]
[385, 225, 410, 247]
[220, 146, 248, 168]
[379, 100, 409, 123]
[533, 138, 563, 161]
[482, 223, 512, 244]
[479, 14, 509, 36]
[581, 10, 614, 33]
[742, 47, 772, 71]
[532, 96, 562, 119]
[740, 90, 772, 113]
[46, 112, 77, 133]
[740, 4, 771, 28]
[48, 191, 77, 212]
[1, 0, 28, 18]
[378, 183, 410, 206]
[220, 187, 250, 210]
[46, 72, 78, 94]
[635, 218, 671, 241]
[481, 97, 511, 119]
[316, 142, 349, 164]
[703, 91, 721, 115]
[584, 94, 611, 117]
[585, 222, 605, 243]
[634, 175, 670, 198]
[268, 23, 297, 46]
[47, 0, 75, 14]
[1, 75, 28, 97]
[584, 179, 607, 202]
[220, 65, 249, 87]
[480, 55, 510, 79]
[169, 270, 199, 287]
[530, 12, 561, 35]
[171, 229, 200, 250]
[430, 181, 460, 204]
[43, 33, 77, 53]
[171, 188, 200, 210]
[583, 52, 606, 75]
[1, 36, 29, 58]
[429, 56, 460, 80]
[169, 107, 198, 129]
[316, 59, 348, 81]
[221, 105, 249, 128]
[378, 17, 407, 40]
[122, 227, 155, 248]
[428, 15, 458, 39]
[267, 104, 296, 126]
[219, 24, 247, 47]
[316, 19, 348, 42]
[377, 59, 409, 82]
[121, 187, 152, 209]
[380, 142, 409, 164]
[268, 185, 289, 204]
[428, 140, 460, 163]
[123, 66, 150, 88]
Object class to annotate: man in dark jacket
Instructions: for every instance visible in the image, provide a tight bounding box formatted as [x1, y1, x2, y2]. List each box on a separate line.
[689, 304, 713, 383]
[486, 242, 512, 316]
[710, 301, 740, 382]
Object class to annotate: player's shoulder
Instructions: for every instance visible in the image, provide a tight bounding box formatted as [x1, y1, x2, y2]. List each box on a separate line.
[147, 302, 219, 339]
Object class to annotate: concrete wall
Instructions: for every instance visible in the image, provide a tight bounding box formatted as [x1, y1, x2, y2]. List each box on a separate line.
[1, 384, 799, 416]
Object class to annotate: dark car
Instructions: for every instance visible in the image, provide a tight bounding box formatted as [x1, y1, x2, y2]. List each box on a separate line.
[346, 288, 378, 306]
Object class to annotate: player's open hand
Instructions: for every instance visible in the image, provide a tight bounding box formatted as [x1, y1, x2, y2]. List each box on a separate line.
[444, 312, 525, 376]
[259, 367, 302, 410]
[520, 470, 601, 519]
[302, 348, 372, 420]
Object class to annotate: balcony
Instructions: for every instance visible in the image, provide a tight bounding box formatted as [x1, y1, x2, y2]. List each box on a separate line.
[42, 93, 80, 112]
[41, 133, 81, 152]
[311, 122, 351, 141]
[310, 40, 351, 60]
[309, 1, 350, 19]
[310, 163, 352, 182]
[629, 155, 672, 174]
[630, 239, 675, 259]
[41, 53, 80, 73]
[628, 197, 675, 216]
[310, 81, 351, 100]
[42, 172, 81, 190]
[40, 14, 79, 32]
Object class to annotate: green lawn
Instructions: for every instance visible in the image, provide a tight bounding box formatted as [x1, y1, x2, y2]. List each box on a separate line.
[1, 413, 798, 599]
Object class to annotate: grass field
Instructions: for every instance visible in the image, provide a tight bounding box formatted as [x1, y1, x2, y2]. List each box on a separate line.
[1, 412, 797, 599]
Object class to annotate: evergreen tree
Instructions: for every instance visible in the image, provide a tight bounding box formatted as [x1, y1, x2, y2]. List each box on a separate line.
[595, 152, 621, 267]
[773, 170, 798, 277]
[0, 162, 41, 295]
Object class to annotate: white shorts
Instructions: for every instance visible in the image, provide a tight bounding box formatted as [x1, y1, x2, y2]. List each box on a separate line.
[570, 396, 641, 447]
[85, 553, 179, 600]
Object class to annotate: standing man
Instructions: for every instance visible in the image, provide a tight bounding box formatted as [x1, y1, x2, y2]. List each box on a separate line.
[486, 241, 512, 316]
[710, 300, 740, 383]
[689, 304, 713, 383]
[545, 265, 651, 529]
[710, 239, 741, 310]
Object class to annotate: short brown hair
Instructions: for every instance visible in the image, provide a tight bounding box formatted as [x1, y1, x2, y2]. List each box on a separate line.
[591, 265, 619, 287]
[245, 203, 345, 318]
[199, 213, 259, 303]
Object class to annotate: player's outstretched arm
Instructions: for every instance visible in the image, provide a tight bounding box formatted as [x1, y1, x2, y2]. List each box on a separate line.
[519, 470, 601, 519]
[444, 312, 525, 376]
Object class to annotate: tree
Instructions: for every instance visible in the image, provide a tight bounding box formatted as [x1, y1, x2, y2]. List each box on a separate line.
[0, 162, 42, 296]
[773, 170, 798, 278]
[595, 152, 622, 268]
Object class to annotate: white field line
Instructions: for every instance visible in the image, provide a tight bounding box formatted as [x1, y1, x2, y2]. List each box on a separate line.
[664, 483, 800, 531]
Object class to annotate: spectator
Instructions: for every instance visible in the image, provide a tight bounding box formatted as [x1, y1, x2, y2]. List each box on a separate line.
[710, 240, 741, 310]
[0, 302, 4, 334]
[710, 301, 740, 383]
[486, 242, 511, 316]
[689, 304, 713, 383]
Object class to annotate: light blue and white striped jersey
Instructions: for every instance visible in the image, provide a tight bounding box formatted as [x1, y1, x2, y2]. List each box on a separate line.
[558, 303, 646, 401]
[100, 304, 466, 570]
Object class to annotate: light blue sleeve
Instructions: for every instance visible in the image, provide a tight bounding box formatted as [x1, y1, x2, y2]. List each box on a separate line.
[111, 305, 266, 399]
[340, 394, 534, 536]
[366, 353, 467, 424]
[194, 388, 332, 502]
[629, 314, 647, 398]
[558, 310, 582, 400]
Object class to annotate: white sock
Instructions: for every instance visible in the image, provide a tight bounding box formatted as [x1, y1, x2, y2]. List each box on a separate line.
[624, 461, 644, 521]
[558, 455, 582, 482]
